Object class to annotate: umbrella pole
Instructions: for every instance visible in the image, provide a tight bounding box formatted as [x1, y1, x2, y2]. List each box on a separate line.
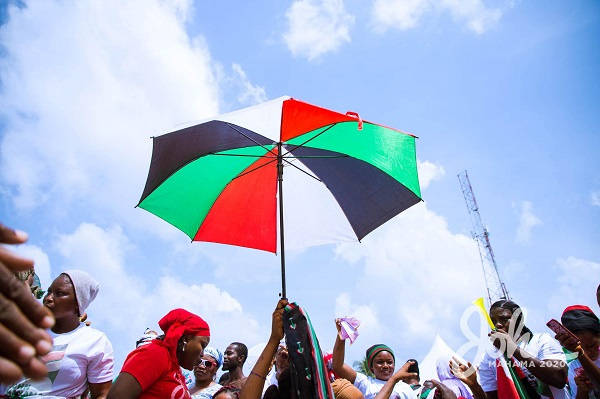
[277, 142, 287, 299]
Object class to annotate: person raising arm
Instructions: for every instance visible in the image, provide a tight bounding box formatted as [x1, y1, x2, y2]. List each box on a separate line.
[332, 319, 416, 399]
[240, 299, 287, 399]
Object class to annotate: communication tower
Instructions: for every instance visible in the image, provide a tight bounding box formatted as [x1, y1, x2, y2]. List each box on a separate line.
[457, 170, 510, 306]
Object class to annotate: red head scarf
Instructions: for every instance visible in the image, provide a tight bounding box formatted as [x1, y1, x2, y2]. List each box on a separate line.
[158, 308, 210, 370]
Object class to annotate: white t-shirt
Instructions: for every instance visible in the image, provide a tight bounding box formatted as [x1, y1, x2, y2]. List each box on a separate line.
[354, 372, 417, 399]
[2, 324, 114, 398]
[567, 354, 600, 398]
[478, 333, 568, 399]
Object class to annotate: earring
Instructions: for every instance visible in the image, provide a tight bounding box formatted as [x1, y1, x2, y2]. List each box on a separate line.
[182, 341, 187, 352]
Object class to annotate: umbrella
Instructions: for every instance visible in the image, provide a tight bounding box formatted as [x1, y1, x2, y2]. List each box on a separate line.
[137, 96, 422, 298]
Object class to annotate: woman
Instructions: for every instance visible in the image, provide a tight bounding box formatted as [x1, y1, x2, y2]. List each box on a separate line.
[107, 308, 210, 399]
[332, 319, 417, 399]
[2, 270, 114, 398]
[189, 346, 223, 398]
[450, 300, 568, 399]
[558, 305, 600, 399]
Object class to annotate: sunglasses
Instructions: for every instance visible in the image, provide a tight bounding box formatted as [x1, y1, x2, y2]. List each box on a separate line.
[196, 359, 216, 368]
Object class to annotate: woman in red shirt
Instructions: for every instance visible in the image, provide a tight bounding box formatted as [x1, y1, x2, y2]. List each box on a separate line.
[108, 308, 210, 399]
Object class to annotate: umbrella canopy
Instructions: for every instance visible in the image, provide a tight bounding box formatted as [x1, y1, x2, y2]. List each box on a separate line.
[137, 96, 422, 296]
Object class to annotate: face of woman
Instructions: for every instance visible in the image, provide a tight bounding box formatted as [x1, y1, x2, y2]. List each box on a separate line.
[371, 351, 394, 381]
[575, 330, 600, 361]
[180, 335, 210, 370]
[275, 346, 289, 372]
[194, 354, 219, 382]
[490, 307, 513, 333]
[43, 274, 78, 320]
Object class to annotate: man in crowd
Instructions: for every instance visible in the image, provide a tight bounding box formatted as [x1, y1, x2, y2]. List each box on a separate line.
[220, 342, 249, 389]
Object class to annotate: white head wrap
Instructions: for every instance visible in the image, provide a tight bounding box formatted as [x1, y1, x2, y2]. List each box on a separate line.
[62, 270, 99, 316]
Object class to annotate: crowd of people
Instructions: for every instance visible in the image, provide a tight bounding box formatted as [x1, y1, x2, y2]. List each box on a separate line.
[1, 221, 599, 399]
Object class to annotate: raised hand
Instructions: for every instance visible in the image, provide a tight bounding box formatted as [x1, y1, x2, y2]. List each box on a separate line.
[449, 357, 478, 387]
[0, 223, 54, 384]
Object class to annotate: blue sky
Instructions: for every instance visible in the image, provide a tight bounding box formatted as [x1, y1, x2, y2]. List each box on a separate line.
[1, 0, 599, 379]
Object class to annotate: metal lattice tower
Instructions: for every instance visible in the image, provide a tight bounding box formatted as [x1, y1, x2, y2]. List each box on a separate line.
[457, 170, 510, 306]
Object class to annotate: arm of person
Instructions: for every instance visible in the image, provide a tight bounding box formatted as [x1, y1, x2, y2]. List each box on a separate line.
[558, 334, 600, 392]
[512, 348, 566, 388]
[89, 380, 112, 399]
[107, 372, 142, 399]
[577, 353, 600, 391]
[493, 330, 567, 389]
[449, 357, 496, 399]
[0, 223, 55, 384]
[332, 319, 357, 383]
[373, 361, 418, 399]
[240, 299, 288, 399]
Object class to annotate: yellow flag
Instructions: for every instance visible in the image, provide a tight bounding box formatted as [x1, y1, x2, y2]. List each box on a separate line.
[473, 297, 495, 330]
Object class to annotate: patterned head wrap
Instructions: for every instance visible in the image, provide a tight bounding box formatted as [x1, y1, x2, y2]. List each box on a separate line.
[204, 346, 224, 368]
[136, 327, 158, 348]
[366, 344, 394, 370]
[562, 305, 600, 334]
[158, 308, 210, 370]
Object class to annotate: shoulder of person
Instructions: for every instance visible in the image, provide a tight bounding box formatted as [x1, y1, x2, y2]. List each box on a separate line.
[80, 324, 110, 338]
[127, 341, 170, 364]
[354, 371, 368, 383]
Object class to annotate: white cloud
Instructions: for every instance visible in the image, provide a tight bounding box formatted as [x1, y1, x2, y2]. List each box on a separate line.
[334, 292, 383, 341]
[334, 201, 487, 354]
[591, 191, 600, 207]
[52, 222, 263, 370]
[514, 200, 543, 244]
[547, 256, 600, 314]
[372, 0, 429, 32]
[371, 0, 504, 34]
[231, 63, 268, 106]
[417, 160, 445, 190]
[0, 0, 220, 223]
[283, 0, 355, 61]
[500, 258, 523, 281]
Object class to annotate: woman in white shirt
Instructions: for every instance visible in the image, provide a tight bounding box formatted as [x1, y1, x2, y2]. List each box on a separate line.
[332, 319, 417, 399]
[2, 270, 114, 399]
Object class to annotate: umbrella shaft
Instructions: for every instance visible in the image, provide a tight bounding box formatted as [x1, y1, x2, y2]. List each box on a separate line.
[278, 143, 287, 299]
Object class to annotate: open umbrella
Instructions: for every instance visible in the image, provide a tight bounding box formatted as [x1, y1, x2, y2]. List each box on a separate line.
[137, 96, 422, 297]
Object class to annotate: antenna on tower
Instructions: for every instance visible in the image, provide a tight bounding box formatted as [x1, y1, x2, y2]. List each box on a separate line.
[457, 170, 510, 306]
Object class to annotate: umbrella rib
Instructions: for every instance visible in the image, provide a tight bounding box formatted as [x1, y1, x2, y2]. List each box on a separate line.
[212, 153, 277, 158]
[282, 123, 336, 157]
[226, 153, 324, 183]
[226, 123, 277, 156]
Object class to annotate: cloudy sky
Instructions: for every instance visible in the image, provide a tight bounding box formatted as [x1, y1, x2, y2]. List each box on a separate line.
[1, 0, 599, 377]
